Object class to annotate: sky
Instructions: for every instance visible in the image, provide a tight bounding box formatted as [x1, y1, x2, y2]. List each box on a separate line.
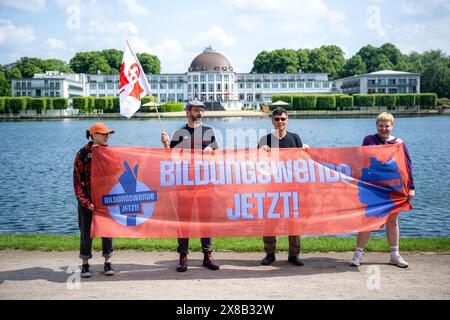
[0, 0, 449, 73]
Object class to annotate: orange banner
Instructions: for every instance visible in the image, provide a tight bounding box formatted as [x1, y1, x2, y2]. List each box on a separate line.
[91, 144, 412, 238]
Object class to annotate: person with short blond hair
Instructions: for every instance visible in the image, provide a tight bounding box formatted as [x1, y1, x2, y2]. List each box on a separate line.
[351, 112, 415, 268]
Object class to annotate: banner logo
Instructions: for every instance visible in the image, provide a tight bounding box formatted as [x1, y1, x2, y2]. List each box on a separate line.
[102, 161, 157, 226]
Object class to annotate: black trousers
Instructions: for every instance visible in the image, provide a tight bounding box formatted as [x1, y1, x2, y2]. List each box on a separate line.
[78, 203, 114, 260]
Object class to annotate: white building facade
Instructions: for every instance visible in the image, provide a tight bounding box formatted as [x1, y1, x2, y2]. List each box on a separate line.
[333, 70, 420, 95]
[12, 47, 334, 109]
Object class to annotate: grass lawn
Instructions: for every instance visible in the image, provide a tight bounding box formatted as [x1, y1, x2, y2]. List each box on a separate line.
[1, 234, 449, 252]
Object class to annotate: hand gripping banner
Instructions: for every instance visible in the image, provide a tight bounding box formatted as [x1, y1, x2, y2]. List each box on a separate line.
[91, 144, 412, 238]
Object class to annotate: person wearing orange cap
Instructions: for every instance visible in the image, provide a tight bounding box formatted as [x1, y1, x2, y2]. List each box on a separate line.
[73, 122, 116, 278]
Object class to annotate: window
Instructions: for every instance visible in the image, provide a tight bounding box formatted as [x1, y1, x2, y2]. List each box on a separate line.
[90, 83, 96, 90]
[289, 82, 295, 89]
[209, 83, 214, 92]
[247, 94, 253, 101]
[264, 82, 269, 89]
[151, 83, 157, 90]
[239, 83, 244, 89]
[160, 94, 167, 102]
[168, 83, 175, 89]
[314, 82, 320, 88]
[107, 84, 114, 90]
[177, 83, 183, 90]
[160, 83, 165, 89]
[201, 83, 206, 92]
[297, 82, 304, 88]
[193, 75, 199, 82]
[247, 83, 253, 89]
[217, 83, 222, 91]
[281, 83, 287, 89]
[322, 82, 329, 88]
[239, 94, 245, 100]
[306, 82, 312, 88]
[272, 83, 278, 89]
[216, 74, 222, 81]
[56, 91, 60, 97]
[98, 83, 105, 90]
[169, 94, 175, 101]
[177, 94, 183, 101]
[200, 74, 206, 82]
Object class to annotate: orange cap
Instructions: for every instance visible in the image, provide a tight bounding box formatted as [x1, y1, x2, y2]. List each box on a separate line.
[89, 122, 115, 135]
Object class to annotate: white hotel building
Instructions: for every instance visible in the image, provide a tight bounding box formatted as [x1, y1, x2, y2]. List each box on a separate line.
[11, 47, 332, 110]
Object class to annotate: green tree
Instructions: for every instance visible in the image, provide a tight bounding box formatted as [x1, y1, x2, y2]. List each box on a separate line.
[0, 70, 11, 96]
[69, 52, 112, 74]
[296, 49, 309, 72]
[101, 49, 123, 73]
[341, 54, 367, 77]
[320, 45, 345, 79]
[136, 53, 161, 74]
[251, 51, 272, 73]
[421, 60, 450, 98]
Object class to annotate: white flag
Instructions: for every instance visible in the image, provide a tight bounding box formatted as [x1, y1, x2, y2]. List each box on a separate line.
[119, 40, 151, 118]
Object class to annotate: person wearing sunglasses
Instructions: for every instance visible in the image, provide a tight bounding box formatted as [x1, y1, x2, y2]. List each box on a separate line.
[257, 107, 309, 266]
[73, 122, 116, 278]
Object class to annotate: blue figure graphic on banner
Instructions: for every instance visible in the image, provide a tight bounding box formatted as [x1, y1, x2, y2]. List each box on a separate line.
[102, 161, 157, 226]
[358, 157, 403, 217]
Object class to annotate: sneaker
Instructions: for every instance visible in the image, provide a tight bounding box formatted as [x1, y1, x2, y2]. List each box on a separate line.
[81, 264, 92, 278]
[350, 251, 363, 267]
[390, 254, 409, 268]
[261, 253, 276, 265]
[104, 262, 115, 276]
[288, 256, 304, 266]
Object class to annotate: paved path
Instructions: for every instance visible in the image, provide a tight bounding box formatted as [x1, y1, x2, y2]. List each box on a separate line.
[0, 250, 449, 300]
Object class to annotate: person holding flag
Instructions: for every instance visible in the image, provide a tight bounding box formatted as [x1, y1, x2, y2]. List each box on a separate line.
[161, 100, 220, 272]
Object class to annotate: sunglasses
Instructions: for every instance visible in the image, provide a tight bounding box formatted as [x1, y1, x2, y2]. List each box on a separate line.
[273, 117, 287, 122]
[96, 133, 111, 138]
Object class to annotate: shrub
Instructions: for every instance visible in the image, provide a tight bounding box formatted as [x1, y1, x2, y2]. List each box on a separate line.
[0, 97, 5, 113]
[335, 95, 353, 109]
[94, 98, 107, 111]
[316, 95, 336, 110]
[9, 97, 27, 113]
[72, 97, 87, 111]
[162, 102, 184, 112]
[375, 94, 396, 108]
[417, 93, 437, 109]
[396, 94, 416, 107]
[353, 94, 375, 108]
[112, 97, 120, 113]
[53, 98, 68, 110]
[292, 95, 316, 110]
[29, 98, 47, 112]
[45, 98, 54, 110]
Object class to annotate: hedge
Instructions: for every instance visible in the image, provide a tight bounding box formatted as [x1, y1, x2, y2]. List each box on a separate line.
[396, 94, 416, 107]
[375, 94, 396, 108]
[45, 98, 53, 110]
[417, 93, 437, 109]
[292, 95, 317, 110]
[162, 102, 184, 112]
[336, 95, 353, 108]
[52, 98, 68, 110]
[94, 98, 107, 111]
[353, 94, 375, 108]
[316, 95, 336, 110]
[29, 98, 46, 112]
[0, 97, 5, 113]
[272, 95, 293, 110]
[73, 97, 87, 111]
[7, 98, 27, 113]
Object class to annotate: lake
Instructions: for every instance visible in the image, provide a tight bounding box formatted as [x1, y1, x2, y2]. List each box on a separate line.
[0, 115, 449, 237]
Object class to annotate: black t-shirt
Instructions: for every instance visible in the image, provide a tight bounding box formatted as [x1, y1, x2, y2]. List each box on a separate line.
[170, 124, 219, 150]
[258, 131, 303, 149]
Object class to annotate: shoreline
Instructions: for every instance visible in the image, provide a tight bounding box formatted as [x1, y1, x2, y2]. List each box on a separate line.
[0, 109, 448, 120]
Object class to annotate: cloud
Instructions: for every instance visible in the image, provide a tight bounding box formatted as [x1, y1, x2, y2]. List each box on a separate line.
[45, 38, 67, 50]
[0, 0, 45, 11]
[0, 19, 36, 45]
[117, 0, 150, 16]
[224, 0, 279, 12]
[190, 25, 235, 48]
[234, 15, 261, 31]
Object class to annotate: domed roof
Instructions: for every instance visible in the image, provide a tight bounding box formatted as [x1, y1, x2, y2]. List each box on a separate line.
[188, 46, 233, 72]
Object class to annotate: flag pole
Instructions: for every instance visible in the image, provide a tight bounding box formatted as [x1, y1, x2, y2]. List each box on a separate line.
[125, 39, 166, 133]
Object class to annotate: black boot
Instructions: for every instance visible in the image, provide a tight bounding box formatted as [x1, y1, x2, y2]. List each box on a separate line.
[261, 253, 276, 265]
[203, 252, 220, 270]
[176, 253, 188, 272]
[288, 255, 304, 266]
